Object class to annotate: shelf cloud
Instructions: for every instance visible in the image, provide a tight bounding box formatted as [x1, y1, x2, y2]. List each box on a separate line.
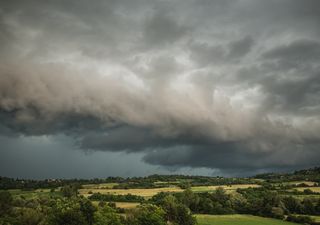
[1, 0, 320, 177]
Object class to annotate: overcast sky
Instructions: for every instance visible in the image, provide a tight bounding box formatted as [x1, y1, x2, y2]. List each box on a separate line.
[0, 0, 320, 179]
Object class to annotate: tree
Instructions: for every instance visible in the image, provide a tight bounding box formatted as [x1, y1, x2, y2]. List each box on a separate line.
[161, 195, 196, 225]
[80, 198, 96, 225]
[125, 204, 166, 225]
[61, 185, 78, 198]
[49, 199, 87, 225]
[0, 191, 13, 216]
[49, 207, 87, 225]
[15, 208, 44, 225]
[283, 196, 302, 214]
[94, 205, 123, 225]
[303, 198, 316, 215]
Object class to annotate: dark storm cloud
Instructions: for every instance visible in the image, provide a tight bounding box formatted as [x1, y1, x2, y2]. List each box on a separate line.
[0, 0, 320, 177]
[263, 39, 320, 63]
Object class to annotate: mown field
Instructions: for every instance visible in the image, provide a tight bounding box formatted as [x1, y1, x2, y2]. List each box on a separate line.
[79, 186, 183, 198]
[191, 184, 260, 193]
[8, 188, 62, 199]
[294, 187, 320, 193]
[196, 214, 298, 225]
[91, 201, 139, 209]
[79, 184, 261, 197]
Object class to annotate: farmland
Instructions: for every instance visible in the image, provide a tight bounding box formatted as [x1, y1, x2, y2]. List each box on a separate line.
[79, 183, 260, 198]
[196, 214, 298, 225]
[1, 167, 320, 225]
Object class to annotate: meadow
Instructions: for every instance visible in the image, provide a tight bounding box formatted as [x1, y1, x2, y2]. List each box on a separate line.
[196, 214, 298, 225]
[79, 183, 261, 198]
[1, 167, 319, 225]
[79, 186, 183, 198]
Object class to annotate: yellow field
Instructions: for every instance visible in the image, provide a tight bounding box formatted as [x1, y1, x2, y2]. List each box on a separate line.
[115, 202, 140, 209]
[191, 184, 260, 193]
[82, 183, 118, 189]
[91, 201, 139, 209]
[80, 184, 261, 198]
[79, 186, 183, 197]
[294, 187, 320, 193]
[310, 215, 320, 222]
[196, 214, 297, 225]
[288, 181, 318, 186]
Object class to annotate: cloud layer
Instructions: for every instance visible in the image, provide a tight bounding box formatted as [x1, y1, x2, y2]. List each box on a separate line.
[1, 0, 320, 175]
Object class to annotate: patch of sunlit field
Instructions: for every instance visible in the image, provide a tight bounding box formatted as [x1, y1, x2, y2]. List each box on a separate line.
[8, 189, 61, 199]
[294, 187, 320, 193]
[310, 215, 320, 222]
[191, 184, 260, 193]
[82, 183, 118, 189]
[288, 195, 320, 200]
[286, 181, 318, 186]
[115, 202, 140, 209]
[153, 181, 181, 185]
[79, 186, 183, 198]
[91, 201, 140, 209]
[80, 184, 261, 197]
[196, 214, 298, 225]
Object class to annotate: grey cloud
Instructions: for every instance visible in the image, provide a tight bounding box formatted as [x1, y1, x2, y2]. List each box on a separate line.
[263, 39, 320, 63]
[0, 0, 320, 176]
[228, 36, 254, 59]
[189, 36, 254, 67]
[142, 9, 189, 49]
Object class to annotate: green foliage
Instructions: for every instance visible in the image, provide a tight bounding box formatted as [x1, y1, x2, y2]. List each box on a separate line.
[89, 193, 144, 202]
[48, 197, 96, 225]
[125, 204, 166, 225]
[80, 198, 96, 225]
[0, 191, 13, 216]
[61, 184, 80, 198]
[94, 205, 123, 225]
[14, 208, 45, 225]
[286, 215, 314, 224]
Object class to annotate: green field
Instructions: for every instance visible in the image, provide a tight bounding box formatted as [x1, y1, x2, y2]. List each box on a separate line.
[191, 184, 260, 193]
[8, 189, 62, 199]
[196, 214, 298, 225]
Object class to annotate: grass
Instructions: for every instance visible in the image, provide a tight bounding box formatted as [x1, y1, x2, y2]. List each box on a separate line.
[91, 201, 140, 209]
[79, 186, 183, 198]
[8, 189, 62, 199]
[294, 215, 320, 222]
[114, 202, 140, 209]
[287, 181, 317, 186]
[196, 214, 298, 225]
[281, 194, 320, 200]
[80, 184, 260, 198]
[310, 215, 320, 222]
[294, 187, 320, 193]
[82, 183, 118, 189]
[191, 184, 260, 193]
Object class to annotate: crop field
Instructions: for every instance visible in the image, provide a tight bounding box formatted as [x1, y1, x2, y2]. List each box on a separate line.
[80, 184, 261, 198]
[8, 189, 61, 199]
[310, 215, 320, 222]
[191, 184, 260, 193]
[91, 201, 140, 209]
[115, 202, 140, 209]
[196, 214, 298, 225]
[281, 194, 320, 200]
[294, 187, 320, 193]
[287, 181, 317, 186]
[81, 183, 118, 189]
[79, 186, 183, 197]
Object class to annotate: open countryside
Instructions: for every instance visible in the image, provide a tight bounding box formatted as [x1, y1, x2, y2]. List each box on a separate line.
[1, 167, 320, 224]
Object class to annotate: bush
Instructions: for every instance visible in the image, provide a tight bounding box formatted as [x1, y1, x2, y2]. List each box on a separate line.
[286, 215, 314, 224]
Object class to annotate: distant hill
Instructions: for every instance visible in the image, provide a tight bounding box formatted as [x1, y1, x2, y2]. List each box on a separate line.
[254, 167, 320, 182]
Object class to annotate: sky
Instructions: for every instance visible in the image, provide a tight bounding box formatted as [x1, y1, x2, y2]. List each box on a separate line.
[0, 0, 320, 179]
